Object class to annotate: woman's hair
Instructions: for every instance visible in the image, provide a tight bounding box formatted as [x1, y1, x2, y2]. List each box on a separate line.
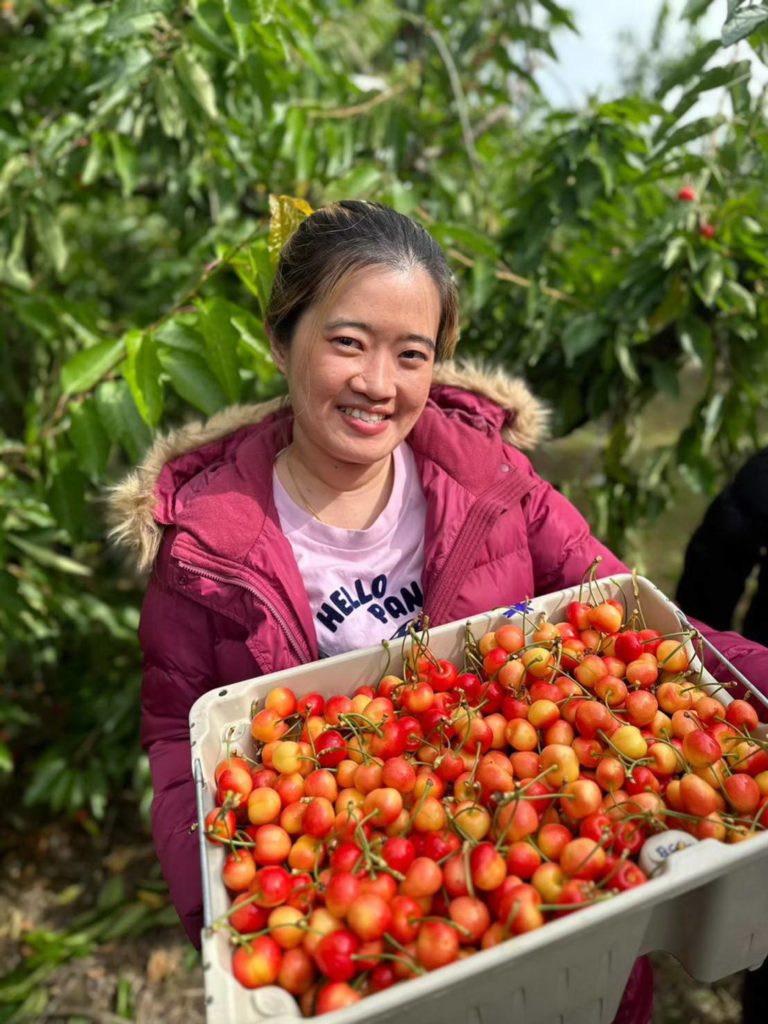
[265, 200, 460, 361]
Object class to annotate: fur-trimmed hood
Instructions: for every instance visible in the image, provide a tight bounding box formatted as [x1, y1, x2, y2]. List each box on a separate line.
[108, 359, 548, 573]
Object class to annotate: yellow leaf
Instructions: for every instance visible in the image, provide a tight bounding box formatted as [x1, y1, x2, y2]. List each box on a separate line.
[268, 194, 314, 265]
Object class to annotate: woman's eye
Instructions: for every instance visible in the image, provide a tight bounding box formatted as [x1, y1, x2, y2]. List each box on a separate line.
[401, 348, 430, 362]
[334, 336, 362, 349]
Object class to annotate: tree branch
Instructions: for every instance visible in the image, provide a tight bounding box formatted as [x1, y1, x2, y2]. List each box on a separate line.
[306, 82, 408, 120]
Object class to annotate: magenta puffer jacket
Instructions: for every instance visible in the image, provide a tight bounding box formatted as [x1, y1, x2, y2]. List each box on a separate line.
[111, 362, 768, 1024]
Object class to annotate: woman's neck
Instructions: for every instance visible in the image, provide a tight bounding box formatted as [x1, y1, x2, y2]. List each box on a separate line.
[277, 443, 396, 530]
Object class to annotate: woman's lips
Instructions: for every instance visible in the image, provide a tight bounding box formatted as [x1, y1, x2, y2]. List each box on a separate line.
[338, 407, 391, 436]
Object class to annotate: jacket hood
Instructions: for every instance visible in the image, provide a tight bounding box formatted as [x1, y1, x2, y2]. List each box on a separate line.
[108, 359, 549, 573]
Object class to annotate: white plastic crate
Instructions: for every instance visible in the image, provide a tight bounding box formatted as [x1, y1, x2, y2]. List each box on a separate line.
[189, 574, 768, 1024]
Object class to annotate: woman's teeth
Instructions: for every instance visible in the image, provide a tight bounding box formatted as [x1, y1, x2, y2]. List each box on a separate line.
[341, 408, 387, 423]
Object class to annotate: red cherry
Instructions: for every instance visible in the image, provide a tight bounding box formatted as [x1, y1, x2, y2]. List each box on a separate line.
[614, 631, 642, 663]
[699, 223, 715, 239]
[455, 672, 482, 702]
[567, 601, 591, 632]
[677, 186, 696, 201]
[430, 658, 458, 692]
[314, 729, 347, 767]
[313, 930, 360, 982]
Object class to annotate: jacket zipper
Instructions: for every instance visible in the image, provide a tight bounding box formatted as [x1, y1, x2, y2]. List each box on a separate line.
[426, 472, 535, 626]
[178, 560, 310, 665]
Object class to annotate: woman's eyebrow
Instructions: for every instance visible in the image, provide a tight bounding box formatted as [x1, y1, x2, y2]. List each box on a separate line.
[324, 319, 436, 351]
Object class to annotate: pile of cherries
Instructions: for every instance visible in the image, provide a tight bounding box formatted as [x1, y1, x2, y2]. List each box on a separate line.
[205, 592, 767, 1016]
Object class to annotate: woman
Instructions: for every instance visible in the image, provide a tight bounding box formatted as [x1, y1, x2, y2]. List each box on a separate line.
[111, 201, 768, 1022]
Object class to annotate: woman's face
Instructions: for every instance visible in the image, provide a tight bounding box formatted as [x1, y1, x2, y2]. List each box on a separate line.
[272, 265, 441, 473]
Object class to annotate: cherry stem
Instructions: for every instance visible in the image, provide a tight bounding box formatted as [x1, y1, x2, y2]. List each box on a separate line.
[402, 778, 434, 837]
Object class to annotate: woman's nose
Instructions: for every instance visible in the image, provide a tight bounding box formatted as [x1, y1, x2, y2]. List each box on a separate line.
[350, 354, 397, 400]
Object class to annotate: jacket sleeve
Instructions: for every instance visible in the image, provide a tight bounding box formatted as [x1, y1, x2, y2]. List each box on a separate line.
[138, 557, 219, 948]
[510, 454, 629, 592]
[688, 618, 768, 713]
[509, 450, 768, 712]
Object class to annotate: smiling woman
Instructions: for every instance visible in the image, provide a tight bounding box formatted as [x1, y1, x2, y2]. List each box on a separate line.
[110, 200, 768, 1024]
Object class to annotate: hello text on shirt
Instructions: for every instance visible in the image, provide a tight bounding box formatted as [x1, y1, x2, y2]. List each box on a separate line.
[316, 574, 423, 639]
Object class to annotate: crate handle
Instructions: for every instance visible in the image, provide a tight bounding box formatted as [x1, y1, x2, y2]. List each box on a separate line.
[674, 609, 768, 712]
[194, 757, 214, 929]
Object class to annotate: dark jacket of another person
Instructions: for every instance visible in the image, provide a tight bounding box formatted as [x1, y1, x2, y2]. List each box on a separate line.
[677, 446, 768, 647]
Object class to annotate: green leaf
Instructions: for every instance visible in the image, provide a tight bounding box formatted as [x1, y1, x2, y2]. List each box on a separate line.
[100, 902, 151, 940]
[61, 338, 125, 396]
[615, 340, 640, 384]
[106, 1, 165, 40]
[225, 0, 253, 23]
[1, 216, 33, 291]
[653, 116, 724, 159]
[8, 535, 92, 577]
[196, 298, 243, 403]
[648, 275, 686, 332]
[698, 257, 725, 307]
[69, 400, 112, 480]
[721, 279, 757, 316]
[671, 62, 752, 121]
[33, 208, 68, 275]
[0, 962, 56, 1003]
[232, 241, 274, 315]
[123, 330, 163, 427]
[116, 976, 136, 1019]
[109, 133, 139, 196]
[679, 317, 714, 371]
[323, 164, 383, 202]
[222, 0, 252, 56]
[683, 0, 715, 21]
[154, 71, 185, 139]
[722, 5, 768, 46]
[0, 570, 25, 618]
[701, 392, 724, 452]
[0, 742, 12, 774]
[47, 461, 88, 540]
[94, 380, 152, 462]
[0, 154, 29, 201]
[430, 222, 498, 261]
[155, 319, 207, 355]
[661, 236, 686, 270]
[173, 51, 219, 119]
[156, 347, 227, 415]
[81, 134, 107, 186]
[98, 875, 127, 910]
[561, 314, 605, 365]
[23, 755, 70, 806]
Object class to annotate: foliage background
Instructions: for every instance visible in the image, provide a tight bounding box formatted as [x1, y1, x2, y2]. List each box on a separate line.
[1, 0, 767, 1016]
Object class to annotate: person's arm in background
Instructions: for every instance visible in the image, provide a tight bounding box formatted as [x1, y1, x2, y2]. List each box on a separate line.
[139, 553, 219, 948]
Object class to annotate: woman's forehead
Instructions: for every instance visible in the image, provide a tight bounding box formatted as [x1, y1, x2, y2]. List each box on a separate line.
[316, 265, 441, 330]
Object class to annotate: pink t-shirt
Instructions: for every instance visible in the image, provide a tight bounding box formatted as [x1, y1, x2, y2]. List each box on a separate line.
[273, 443, 427, 658]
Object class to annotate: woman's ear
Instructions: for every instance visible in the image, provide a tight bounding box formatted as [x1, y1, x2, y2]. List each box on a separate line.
[266, 323, 288, 376]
